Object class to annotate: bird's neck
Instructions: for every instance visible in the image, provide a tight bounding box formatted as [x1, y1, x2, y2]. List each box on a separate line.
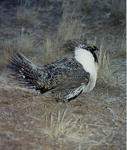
[74, 47, 98, 92]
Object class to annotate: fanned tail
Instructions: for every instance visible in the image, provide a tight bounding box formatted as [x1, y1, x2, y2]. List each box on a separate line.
[8, 53, 48, 93]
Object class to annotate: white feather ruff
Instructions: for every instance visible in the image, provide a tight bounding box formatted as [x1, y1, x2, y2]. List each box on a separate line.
[75, 47, 98, 92]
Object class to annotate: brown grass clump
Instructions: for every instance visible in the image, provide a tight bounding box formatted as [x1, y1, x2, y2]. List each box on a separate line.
[42, 104, 94, 144]
[43, 105, 79, 139]
[97, 44, 116, 87]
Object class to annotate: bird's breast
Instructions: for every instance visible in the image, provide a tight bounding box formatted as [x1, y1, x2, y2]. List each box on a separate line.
[75, 48, 98, 92]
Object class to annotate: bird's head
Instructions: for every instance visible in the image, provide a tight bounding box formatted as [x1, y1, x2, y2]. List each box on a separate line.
[63, 39, 99, 63]
[86, 44, 99, 63]
[76, 42, 99, 63]
[80, 44, 99, 52]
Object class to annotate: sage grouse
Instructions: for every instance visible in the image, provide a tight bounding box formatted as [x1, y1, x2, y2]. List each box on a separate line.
[8, 40, 99, 101]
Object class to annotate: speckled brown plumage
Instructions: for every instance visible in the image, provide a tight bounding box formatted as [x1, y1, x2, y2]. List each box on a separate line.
[8, 53, 90, 101]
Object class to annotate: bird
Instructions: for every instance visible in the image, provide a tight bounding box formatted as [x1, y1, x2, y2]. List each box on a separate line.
[7, 39, 99, 102]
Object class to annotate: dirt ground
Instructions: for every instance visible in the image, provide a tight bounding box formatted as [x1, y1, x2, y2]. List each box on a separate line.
[0, 56, 126, 150]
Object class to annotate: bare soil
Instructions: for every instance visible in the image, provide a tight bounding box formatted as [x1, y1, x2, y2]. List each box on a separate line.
[0, 58, 125, 150]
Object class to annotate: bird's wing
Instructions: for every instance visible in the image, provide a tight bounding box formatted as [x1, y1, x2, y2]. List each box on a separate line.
[40, 58, 90, 91]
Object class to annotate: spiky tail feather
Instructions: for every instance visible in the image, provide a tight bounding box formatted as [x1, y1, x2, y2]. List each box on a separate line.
[8, 53, 47, 93]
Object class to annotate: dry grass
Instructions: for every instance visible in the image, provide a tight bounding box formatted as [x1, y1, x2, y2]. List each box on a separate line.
[116, 30, 126, 57]
[0, 40, 16, 66]
[16, 6, 38, 26]
[16, 34, 35, 53]
[97, 44, 116, 87]
[42, 104, 94, 144]
[42, 22, 83, 64]
[0, 31, 37, 67]
[111, 0, 126, 19]
[2, 36, 34, 53]
[39, 102, 119, 146]
[41, 2, 83, 64]
[43, 105, 79, 139]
